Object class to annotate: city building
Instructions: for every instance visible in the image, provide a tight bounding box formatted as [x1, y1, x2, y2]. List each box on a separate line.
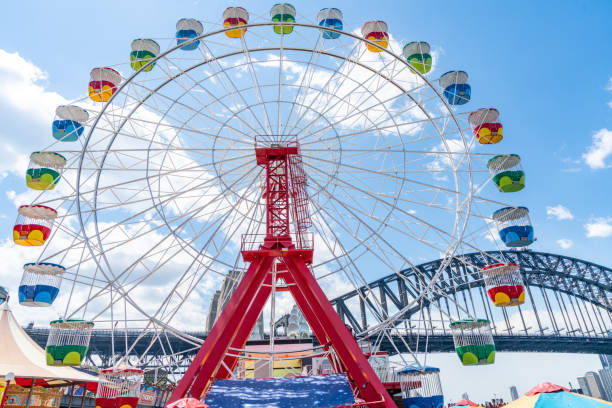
[205, 290, 221, 332]
[570, 388, 584, 395]
[601, 355, 612, 369]
[585, 371, 607, 400]
[484, 398, 505, 408]
[509, 386, 519, 401]
[286, 305, 311, 338]
[599, 367, 612, 402]
[206, 270, 264, 339]
[578, 376, 591, 397]
[599, 330, 612, 369]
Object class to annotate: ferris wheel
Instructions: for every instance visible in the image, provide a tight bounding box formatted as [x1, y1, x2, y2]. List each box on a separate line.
[11, 4, 535, 406]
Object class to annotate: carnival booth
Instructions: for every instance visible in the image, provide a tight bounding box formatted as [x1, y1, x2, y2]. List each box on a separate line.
[487, 154, 525, 193]
[89, 67, 121, 102]
[130, 39, 160, 72]
[95, 366, 144, 408]
[481, 263, 525, 307]
[402, 42, 432, 75]
[52, 106, 89, 142]
[1, 382, 64, 408]
[450, 318, 495, 366]
[270, 4, 296, 34]
[204, 374, 356, 408]
[492, 206, 535, 248]
[19, 263, 65, 307]
[0, 306, 99, 408]
[46, 320, 94, 366]
[317, 8, 343, 39]
[176, 19, 203, 50]
[13, 205, 57, 247]
[440, 71, 470, 105]
[398, 365, 444, 408]
[222, 7, 249, 38]
[468, 108, 502, 145]
[26, 152, 66, 191]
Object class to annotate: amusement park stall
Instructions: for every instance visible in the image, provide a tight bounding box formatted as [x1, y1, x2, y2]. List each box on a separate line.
[0, 306, 99, 408]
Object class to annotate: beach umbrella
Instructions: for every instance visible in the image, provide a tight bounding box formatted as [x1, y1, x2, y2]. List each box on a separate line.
[166, 398, 209, 408]
[453, 399, 483, 407]
[503, 382, 612, 407]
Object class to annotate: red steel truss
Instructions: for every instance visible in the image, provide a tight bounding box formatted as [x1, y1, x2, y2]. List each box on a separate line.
[168, 137, 394, 407]
[288, 154, 312, 231]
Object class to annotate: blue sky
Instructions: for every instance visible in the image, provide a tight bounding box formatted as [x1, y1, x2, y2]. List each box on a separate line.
[1, 0, 611, 403]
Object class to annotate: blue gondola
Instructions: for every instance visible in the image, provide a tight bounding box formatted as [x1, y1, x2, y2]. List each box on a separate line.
[52, 105, 89, 142]
[492, 207, 535, 248]
[317, 8, 343, 39]
[19, 262, 65, 307]
[439, 71, 471, 105]
[398, 365, 444, 408]
[176, 18, 203, 50]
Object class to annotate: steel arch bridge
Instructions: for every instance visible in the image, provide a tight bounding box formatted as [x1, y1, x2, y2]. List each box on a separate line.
[24, 251, 612, 372]
[328, 250, 611, 335]
[288, 250, 612, 354]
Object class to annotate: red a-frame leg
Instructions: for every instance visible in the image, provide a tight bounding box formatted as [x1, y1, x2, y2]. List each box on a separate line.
[168, 253, 393, 407]
[169, 256, 274, 400]
[283, 254, 394, 408]
[215, 273, 273, 379]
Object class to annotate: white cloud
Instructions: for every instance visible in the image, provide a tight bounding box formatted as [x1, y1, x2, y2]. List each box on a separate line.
[583, 128, 612, 169]
[482, 218, 499, 243]
[556, 238, 573, 249]
[546, 204, 573, 220]
[0, 49, 66, 174]
[585, 217, 612, 238]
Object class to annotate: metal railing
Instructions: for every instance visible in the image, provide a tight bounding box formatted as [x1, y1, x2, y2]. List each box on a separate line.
[240, 232, 314, 252]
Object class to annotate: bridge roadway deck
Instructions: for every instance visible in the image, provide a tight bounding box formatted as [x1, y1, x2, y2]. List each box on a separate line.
[24, 327, 612, 358]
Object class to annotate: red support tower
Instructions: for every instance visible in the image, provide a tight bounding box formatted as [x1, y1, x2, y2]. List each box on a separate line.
[168, 136, 394, 407]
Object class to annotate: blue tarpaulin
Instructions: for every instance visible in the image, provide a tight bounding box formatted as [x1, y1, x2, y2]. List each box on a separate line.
[204, 374, 356, 408]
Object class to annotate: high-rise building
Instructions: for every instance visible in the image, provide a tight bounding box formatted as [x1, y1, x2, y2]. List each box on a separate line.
[219, 269, 242, 308]
[600, 330, 612, 369]
[286, 305, 312, 338]
[461, 392, 469, 400]
[578, 376, 591, 397]
[250, 310, 265, 340]
[485, 398, 505, 407]
[206, 270, 264, 339]
[585, 371, 607, 400]
[601, 355, 612, 369]
[205, 291, 221, 332]
[509, 386, 519, 401]
[599, 367, 612, 401]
